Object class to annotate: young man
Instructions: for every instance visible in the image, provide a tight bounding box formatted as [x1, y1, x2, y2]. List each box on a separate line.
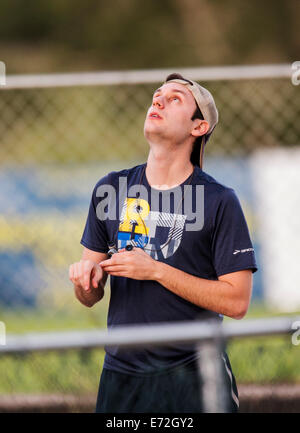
[69, 73, 257, 413]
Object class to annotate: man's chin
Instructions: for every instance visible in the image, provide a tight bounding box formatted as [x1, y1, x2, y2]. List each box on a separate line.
[144, 121, 165, 138]
[144, 127, 165, 143]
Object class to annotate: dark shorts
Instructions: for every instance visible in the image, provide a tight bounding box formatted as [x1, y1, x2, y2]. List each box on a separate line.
[95, 355, 239, 413]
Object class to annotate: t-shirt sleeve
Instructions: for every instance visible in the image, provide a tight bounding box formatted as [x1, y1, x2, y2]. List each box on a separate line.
[80, 176, 110, 253]
[211, 188, 257, 277]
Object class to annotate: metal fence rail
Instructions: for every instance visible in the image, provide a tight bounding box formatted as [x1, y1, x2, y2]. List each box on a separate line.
[3, 63, 292, 89]
[0, 316, 298, 413]
[0, 316, 298, 354]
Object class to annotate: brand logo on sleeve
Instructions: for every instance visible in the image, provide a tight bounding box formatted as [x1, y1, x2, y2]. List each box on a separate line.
[233, 248, 254, 255]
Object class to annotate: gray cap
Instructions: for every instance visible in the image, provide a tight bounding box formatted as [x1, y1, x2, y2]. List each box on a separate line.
[164, 78, 218, 139]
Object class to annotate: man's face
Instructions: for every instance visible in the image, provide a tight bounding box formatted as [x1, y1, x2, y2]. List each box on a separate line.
[144, 82, 198, 145]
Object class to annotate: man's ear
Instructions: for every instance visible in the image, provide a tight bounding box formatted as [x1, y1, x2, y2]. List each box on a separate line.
[191, 119, 210, 138]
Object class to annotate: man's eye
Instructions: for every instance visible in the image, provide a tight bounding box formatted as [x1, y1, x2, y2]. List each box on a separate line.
[171, 97, 180, 101]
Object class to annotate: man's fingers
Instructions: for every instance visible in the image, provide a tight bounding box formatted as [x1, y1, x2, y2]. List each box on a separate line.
[100, 254, 129, 268]
[73, 262, 79, 280]
[92, 278, 99, 288]
[83, 261, 95, 291]
[92, 274, 102, 288]
[92, 266, 102, 288]
[102, 265, 126, 273]
[106, 271, 125, 277]
[69, 260, 98, 292]
[83, 270, 91, 291]
[99, 257, 116, 267]
[69, 265, 74, 281]
[69, 258, 107, 296]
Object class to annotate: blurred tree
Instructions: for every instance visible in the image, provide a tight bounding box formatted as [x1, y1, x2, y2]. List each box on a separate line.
[174, 0, 299, 65]
[0, 0, 298, 73]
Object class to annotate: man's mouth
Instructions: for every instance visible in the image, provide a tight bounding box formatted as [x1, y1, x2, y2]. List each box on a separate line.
[149, 111, 162, 119]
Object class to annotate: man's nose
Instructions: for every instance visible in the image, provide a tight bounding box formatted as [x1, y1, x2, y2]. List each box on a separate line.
[153, 96, 164, 108]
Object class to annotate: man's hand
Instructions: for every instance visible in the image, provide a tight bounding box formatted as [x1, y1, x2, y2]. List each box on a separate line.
[99, 247, 158, 280]
[69, 259, 106, 307]
[98, 246, 252, 319]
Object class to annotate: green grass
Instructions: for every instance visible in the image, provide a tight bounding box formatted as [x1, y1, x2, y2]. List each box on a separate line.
[0, 349, 104, 394]
[224, 302, 300, 384]
[0, 302, 299, 394]
[0, 296, 110, 394]
[227, 335, 300, 384]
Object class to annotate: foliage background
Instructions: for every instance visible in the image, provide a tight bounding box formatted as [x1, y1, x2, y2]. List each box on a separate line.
[1, 0, 299, 74]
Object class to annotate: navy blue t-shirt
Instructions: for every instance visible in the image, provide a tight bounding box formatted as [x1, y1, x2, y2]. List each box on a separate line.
[81, 163, 257, 374]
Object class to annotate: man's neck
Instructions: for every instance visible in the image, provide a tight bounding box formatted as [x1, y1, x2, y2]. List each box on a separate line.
[146, 148, 194, 190]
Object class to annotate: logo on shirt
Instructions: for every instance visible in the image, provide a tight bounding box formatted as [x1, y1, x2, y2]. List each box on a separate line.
[117, 197, 187, 260]
[233, 248, 254, 255]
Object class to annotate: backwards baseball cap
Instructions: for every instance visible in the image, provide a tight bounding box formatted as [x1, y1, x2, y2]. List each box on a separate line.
[164, 73, 218, 168]
[165, 74, 218, 138]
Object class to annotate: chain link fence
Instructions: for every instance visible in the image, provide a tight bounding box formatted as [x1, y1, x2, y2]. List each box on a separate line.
[0, 65, 300, 411]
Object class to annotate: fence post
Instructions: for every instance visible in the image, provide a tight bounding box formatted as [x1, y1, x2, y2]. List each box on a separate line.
[196, 320, 227, 413]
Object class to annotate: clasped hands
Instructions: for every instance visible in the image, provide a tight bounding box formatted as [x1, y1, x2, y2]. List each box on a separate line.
[100, 247, 158, 280]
